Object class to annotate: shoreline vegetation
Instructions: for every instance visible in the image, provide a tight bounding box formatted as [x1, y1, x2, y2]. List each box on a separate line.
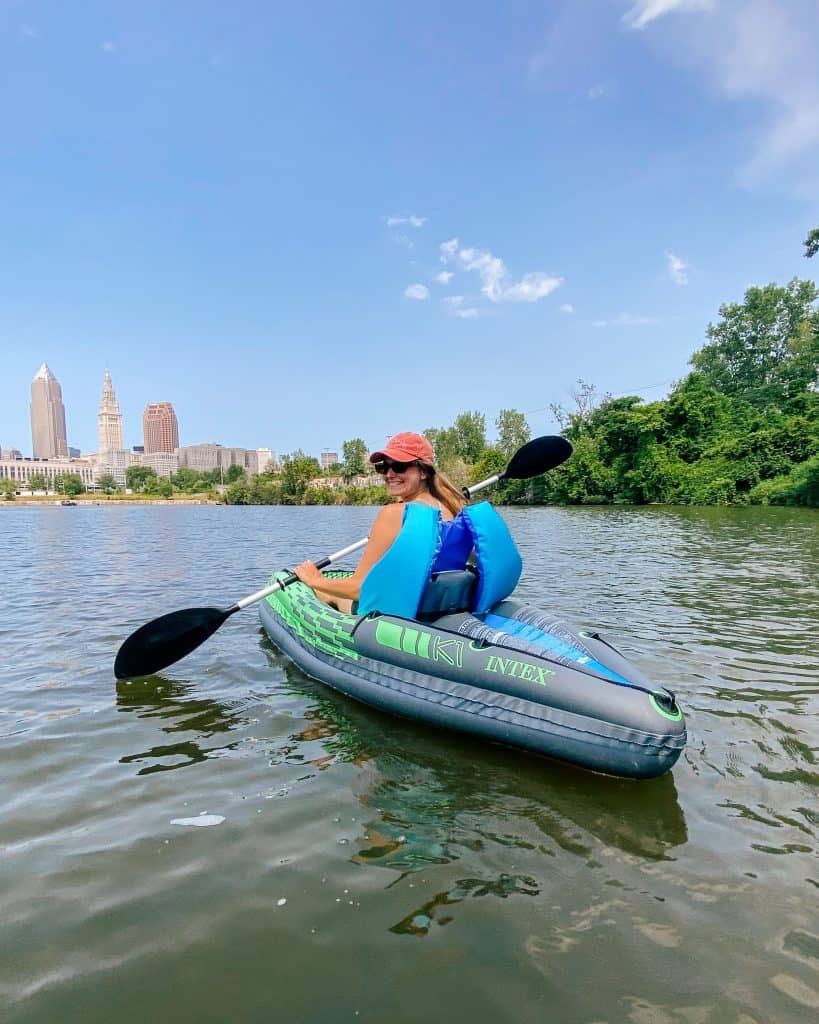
[3, 276, 817, 509]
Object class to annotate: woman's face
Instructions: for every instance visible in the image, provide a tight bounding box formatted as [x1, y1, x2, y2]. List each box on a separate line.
[383, 460, 426, 501]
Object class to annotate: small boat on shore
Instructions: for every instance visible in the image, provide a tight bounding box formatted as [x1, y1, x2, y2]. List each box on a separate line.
[259, 570, 686, 779]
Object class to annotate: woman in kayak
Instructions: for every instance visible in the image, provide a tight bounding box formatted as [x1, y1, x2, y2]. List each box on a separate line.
[293, 431, 468, 613]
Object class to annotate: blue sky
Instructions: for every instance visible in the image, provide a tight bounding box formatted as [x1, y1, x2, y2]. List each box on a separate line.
[1, 0, 817, 459]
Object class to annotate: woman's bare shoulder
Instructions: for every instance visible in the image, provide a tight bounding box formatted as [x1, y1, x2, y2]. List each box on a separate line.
[373, 502, 404, 525]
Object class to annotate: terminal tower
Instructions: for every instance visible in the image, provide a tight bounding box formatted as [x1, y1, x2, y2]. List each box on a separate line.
[97, 369, 124, 453]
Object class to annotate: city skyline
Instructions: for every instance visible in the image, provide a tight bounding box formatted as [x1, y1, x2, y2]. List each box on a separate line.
[5, 361, 286, 463]
[1, 3, 816, 458]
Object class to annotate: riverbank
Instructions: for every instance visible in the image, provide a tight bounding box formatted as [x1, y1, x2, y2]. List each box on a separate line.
[0, 496, 221, 506]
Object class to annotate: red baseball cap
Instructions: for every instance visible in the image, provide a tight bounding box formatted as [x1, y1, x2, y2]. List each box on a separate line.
[369, 431, 434, 464]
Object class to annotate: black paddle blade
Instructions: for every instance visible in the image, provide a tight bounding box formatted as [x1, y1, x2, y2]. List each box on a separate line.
[114, 606, 234, 679]
[502, 435, 573, 481]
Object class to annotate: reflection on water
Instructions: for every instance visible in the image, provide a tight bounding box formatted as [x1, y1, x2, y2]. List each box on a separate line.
[115, 677, 245, 775]
[389, 873, 540, 936]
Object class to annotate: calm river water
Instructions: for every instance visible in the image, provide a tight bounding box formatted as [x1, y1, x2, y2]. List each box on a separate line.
[1, 504, 817, 1023]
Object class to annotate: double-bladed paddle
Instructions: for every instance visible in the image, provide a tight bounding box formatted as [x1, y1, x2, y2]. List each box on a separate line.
[114, 433, 572, 679]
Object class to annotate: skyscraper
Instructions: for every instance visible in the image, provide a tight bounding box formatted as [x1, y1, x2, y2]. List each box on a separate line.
[97, 369, 124, 453]
[143, 402, 179, 454]
[30, 363, 68, 459]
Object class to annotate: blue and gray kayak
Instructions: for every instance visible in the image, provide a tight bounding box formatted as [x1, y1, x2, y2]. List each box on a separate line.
[259, 571, 686, 779]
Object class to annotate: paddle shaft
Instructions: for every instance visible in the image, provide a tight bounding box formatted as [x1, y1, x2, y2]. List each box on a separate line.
[463, 474, 500, 497]
[234, 537, 369, 611]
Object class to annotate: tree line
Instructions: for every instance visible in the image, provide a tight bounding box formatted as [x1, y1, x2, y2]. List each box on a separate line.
[225, 271, 817, 509]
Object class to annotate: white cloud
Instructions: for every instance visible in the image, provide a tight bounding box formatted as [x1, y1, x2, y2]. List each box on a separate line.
[439, 238, 563, 303]
[587, 83, 607, 100]
[622, 0, 712, 31]
[440, 238, 459, 262]
[622, 1, 819, 185]
[404, 284, 430, 301]
[101, 41, 117, 53]
[560, 303, 575, 313]
[20, 24, 39, 39]
[503, 273, 563, 302]
[666, 251, 688, 285]
[386, 214, 427, 228]
[593, 313, 659, 327]
[442, 295, 479, 319]
[435, 271, 454, 284]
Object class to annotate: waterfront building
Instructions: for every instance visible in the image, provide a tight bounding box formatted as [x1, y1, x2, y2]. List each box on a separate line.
[68, 446, 81, 458]
[143, 402, 179, 454]
[320, 450, 339, 471]
[177, 443, 253, 474]
[141, 451, 179, 478]
[308, 473, 376, 491]
[30, 363, 68, 459]
[94, 448, 135, 487]
[1, 448, 23, 460]
[0, 456, 95, 489]
[254, 448, 277, 474]
[98, 370, 124, 452]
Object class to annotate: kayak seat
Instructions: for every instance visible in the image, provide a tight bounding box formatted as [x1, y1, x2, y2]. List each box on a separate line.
[416, 568, 478, 621]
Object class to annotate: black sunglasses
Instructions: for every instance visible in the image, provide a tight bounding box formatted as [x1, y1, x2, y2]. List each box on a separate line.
[373, 459, 418, 475]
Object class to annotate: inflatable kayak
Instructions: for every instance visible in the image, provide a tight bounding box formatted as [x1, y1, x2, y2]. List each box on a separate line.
[259, 570, 685, 779]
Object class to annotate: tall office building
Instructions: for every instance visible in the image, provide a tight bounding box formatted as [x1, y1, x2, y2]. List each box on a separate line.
[30, 363, 68, 459]
[143, 402, 179, 454]
[97, 369, 124, 452]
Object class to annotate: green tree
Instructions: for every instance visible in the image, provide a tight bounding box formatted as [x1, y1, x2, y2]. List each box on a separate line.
[171, 468, 202, 492]
[550, 379, 601, 435]
[280, 450, 320, 503]
[690, 279, 819, 408]
[97, 473, 119, 494]
[224, 464, 246, 484]
[495, 409, 531, 458]
[155, 477, 173, 498]
[60, 473, 85, 497]
[753, 454, 819, 506]
[251, 475, 283, 504]
[126, 465, 158, 492]
[452, 411, 486, 463]
[224, 477, 252, 504]
[0, 478, 16, 501]
[342, 438, 368, 479]
[423, 426, 460, 470]
[28, 472, 48, 492]
[805, 228, 819, 259]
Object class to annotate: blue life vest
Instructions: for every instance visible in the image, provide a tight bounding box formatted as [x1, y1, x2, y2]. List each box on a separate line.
[357, 501, 522, 619]
[432, 516, 473, 571]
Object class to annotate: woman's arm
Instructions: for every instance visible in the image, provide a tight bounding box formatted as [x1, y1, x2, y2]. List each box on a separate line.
[293, 503, 404, 600]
